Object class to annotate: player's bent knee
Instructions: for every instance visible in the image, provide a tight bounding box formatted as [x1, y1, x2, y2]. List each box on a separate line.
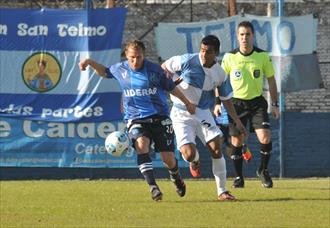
[180, 144, 197, 162]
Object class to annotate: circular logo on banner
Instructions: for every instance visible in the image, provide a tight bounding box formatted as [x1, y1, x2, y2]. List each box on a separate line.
[22, 52, 62, 93]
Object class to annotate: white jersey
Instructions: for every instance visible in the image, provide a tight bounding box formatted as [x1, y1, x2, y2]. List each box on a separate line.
[165, 52, 230, 196]
[164, 53, 232, 110]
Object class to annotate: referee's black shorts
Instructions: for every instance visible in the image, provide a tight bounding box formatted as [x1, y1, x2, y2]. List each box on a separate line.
[229, 95, 270, 136]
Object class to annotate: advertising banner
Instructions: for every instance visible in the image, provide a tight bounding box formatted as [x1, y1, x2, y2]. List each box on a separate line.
[0, 117, 184, 168]
[0, 8, 186, 168]
[0, 8, 126, 122]
[155, 14, 323, 92]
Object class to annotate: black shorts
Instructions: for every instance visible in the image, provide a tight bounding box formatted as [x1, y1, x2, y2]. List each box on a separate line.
[127, 115, 175, 152]
[229, 96, 270, 136]
[219, 124, 230, 145]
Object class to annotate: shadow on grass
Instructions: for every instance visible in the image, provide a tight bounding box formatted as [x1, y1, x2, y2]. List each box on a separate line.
[274, 187, 330, 191]
[168, 197, 330, 203]
[237, 197, 330, 202]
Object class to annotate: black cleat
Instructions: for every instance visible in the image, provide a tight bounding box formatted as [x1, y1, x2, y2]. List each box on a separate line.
[173, 177, 186, 197]
[232, 176, 245, 188]
[256, 169, 273, 188]
[151, 186, 163, 201]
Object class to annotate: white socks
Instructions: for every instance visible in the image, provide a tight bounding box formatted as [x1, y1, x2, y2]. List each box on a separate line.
[212, 156, 227, 195]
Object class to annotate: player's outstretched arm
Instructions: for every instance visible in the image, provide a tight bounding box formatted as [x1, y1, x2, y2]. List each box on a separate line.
[79, 59, 107, 77]
[170, 87, 196, 114]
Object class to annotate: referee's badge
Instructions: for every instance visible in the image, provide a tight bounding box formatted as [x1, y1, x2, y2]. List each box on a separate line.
[253, 69, 261, 78]
[233, 70, 242, 79]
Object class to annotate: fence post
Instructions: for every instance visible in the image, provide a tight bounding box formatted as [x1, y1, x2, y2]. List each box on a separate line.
[84, 0, 93, 9]
[277, 0, 285, 178]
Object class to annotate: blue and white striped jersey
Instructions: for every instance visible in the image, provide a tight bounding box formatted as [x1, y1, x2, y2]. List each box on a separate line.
[105, 59, 176, 121]
[164, 53, 232, 110]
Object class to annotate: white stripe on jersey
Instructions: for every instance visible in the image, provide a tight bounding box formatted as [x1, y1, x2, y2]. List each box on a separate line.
[165, 53, 231, 109]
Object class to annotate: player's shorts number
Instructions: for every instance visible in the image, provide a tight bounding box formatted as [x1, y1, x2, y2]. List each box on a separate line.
[166, 125, 174, 134]
[201, 120, 211, 128]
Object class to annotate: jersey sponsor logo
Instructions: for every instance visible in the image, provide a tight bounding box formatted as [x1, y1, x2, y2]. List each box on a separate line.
[233, 70, 242, 79]
[253, 69, 261, 78]
[123, 87, 157, 97]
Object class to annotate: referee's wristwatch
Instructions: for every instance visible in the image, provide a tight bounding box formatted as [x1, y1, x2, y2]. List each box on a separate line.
[271, 101, 279, 107]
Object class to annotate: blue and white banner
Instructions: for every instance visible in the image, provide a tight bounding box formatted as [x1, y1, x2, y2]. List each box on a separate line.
[0, 8, 127, 122]
[0, 8, 188, 169]
[0, 117, 186, 168]
[155, 14, 323, 92]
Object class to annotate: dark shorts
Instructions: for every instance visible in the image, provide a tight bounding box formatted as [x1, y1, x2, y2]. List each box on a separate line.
[127, 115, 175, 152]
[219, 124, 230, 145]
[229, 96, 270, 136]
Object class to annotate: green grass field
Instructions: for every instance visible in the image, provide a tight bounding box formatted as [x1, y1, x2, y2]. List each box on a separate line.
[1, 178, 329, 228]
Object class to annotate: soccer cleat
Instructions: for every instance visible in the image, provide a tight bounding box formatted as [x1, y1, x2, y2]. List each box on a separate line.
[256, 169, 273, 188]
[218, 191, 236, 201]
[151, 186, 163, 201]
[173, 177, 186, 197]
[189, 160, 201, 178]
[232, 176, 244, 188]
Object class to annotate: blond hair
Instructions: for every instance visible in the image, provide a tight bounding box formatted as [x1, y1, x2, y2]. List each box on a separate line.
[125, 40, 145, 53]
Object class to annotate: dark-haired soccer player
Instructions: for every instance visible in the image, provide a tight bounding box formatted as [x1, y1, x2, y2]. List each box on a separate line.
[162, 35, 247, 201]
[79, 40, 195, 201]
[216, 21, 279, 188]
